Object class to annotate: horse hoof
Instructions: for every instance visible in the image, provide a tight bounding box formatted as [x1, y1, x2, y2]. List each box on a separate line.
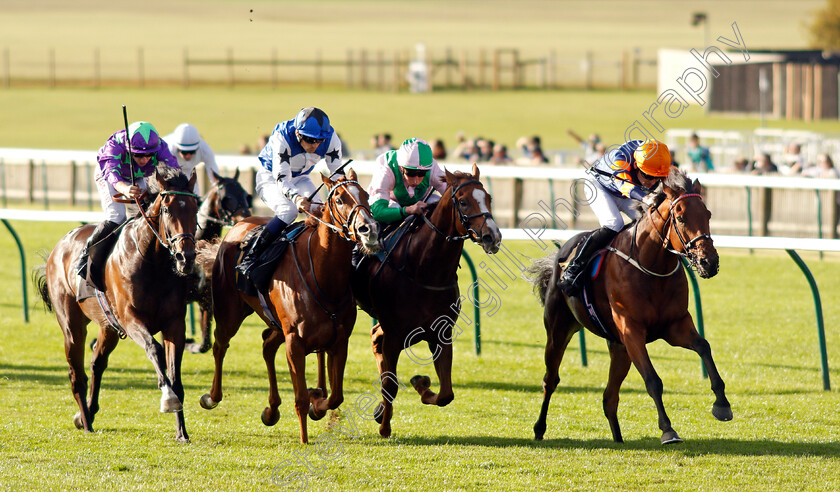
[374, 402, 385, 424]
[89, 338, 98, 352]
[410, 375, 431, 392]
[712, 404, 733, 422]
[533, 421, 546, 441]
[308, 387, 325, 401]
[199, 393, 218, 410]
[161, 397, 183, 413]
[661, 430, 683, 445]
[261, 407, 280, 426]
[379, 424, 391, 438]
[308, 404, 326, 421]
[73, 412, 85, 430]
[185, 342, 203, 354]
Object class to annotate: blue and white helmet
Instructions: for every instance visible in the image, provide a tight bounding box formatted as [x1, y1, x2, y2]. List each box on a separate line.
[293, 107, 332, 140]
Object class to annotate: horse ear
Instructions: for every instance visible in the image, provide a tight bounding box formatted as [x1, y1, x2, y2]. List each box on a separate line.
[692, 178, 702, 194]
[346, 167, 357, 181]
[212, 170, 223, 182]
[472, 162, 480, 179]
[321, 171, 333, 186]
[444, 168, 455, 186]
[233, 167, 240, 180]
[188, 169, 197, 190]
[154, 167, 165, 189]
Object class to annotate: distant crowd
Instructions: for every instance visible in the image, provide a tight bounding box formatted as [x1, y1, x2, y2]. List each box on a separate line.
[237, 130, 840, 180]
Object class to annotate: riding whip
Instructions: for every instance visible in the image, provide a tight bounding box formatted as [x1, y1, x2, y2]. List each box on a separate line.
[307, 159, 354, 202]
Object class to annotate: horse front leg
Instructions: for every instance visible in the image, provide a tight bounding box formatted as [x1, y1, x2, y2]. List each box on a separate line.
[371, 323, 402, 438]
[412, 338, 453, 407]
[603, 341, 632, 443]
[87, 325, 120, 425]
[124, 323, 181, 419]
[162, 322, 189, 443]
[186, 306, 213, 354]
[621, 324, 681, 445]
[261, 327, 285, 427]
[310, 339, 349, 421]
[285, 333, 310, 444]
[664, 316, 733, 422]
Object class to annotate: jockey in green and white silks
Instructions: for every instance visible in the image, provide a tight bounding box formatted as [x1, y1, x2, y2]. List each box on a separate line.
[367, 138, 447, 224]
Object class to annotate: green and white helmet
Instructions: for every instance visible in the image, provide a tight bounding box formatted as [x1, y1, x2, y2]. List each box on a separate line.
[396, 138, 433, 170]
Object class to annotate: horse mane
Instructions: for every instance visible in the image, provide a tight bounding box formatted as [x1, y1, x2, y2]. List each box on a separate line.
[147, 164, 191, 195]
[662, 167, 693, 194]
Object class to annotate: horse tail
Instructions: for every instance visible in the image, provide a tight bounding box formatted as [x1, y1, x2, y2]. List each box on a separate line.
[32, 263, 53, 312]
[525, 252, 559, 306]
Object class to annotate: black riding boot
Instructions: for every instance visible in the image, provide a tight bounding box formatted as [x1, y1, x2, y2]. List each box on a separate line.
[76, 220, 120, 290]
[235, 219, 287, 291]
[558, 226, 618, 296]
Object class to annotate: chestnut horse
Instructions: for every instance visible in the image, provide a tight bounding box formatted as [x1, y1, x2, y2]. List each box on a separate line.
[200, 169, 379, 443]
[187, 169, 252, 354]
[36, 167, 199, 442]
[351, 163, 502, 438]
[527, 167, 732, 445]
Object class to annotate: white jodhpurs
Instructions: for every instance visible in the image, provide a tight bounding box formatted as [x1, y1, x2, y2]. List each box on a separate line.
[586, 176, 640, 232]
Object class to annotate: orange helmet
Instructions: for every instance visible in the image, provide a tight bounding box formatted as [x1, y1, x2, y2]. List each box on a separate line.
[633, 139, 672, 177]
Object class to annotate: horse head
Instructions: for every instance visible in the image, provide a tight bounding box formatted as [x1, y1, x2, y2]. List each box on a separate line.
[211, 169, 252, 225]
[149, 167, 200, 275]
[443, 163, 502, 254]
[656, 168, 718, 278]
[320, 168, 380, 254]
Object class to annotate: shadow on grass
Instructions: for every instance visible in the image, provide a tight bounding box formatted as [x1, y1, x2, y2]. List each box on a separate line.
[387, 434, 840, 457]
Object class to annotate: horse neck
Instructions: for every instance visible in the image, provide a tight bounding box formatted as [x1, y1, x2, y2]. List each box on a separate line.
[122, 205, 169, 271]
[413, 189, 464, 277]
[309, 206, 354, 294]
[631, 201, 679, 272]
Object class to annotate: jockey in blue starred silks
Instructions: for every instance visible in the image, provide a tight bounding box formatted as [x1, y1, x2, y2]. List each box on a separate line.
[236, 107, 343, 281]
[76, 121, 181, 290]
[557, 138, 675, 296]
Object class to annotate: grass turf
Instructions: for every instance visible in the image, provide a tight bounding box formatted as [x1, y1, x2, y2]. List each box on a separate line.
[1, 218, 839, 490]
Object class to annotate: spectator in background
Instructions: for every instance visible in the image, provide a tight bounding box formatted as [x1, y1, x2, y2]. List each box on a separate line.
[669, 150, 680, 169]
[724, 157, 750, 174]
[566, 129, 601, 164]
[257, 133, 270, 152]
[802, 153, 839, 179]
[780, 142, 806, 175]
[376, 133, 394, 154]
[516, 135, 543, 159]
[517, 146, 549, 166]
[686, 133, 714, 172]
[490, 143, 512, 165]
[751, 153, 778, 175]
[476, 138, 494, 162]
[239, 144, 253, 155]
[454, 138, 480, 162]
[432, 139, 447, 161]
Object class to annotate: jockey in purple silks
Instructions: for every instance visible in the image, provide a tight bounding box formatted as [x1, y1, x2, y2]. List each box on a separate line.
[76, 121, 180, 290]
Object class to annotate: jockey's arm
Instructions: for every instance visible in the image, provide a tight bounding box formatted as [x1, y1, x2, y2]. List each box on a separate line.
[611, 159, 647, 201]
[371, 199, 406, 223]
[199, 141, 221, 183]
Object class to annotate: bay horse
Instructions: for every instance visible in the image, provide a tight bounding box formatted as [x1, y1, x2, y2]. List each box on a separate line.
[199, 169, 379, 443]
[187, 169, 252, 354]
[526, 167, 732, 445]
[36, 167, 199, 442]
[351, 163, 502, 438]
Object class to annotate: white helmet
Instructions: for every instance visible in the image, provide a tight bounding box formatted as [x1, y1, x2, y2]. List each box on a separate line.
[171, 123, 201, 152]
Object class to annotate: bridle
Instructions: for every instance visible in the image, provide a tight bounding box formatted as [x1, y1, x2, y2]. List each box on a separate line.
[198, 180, 251, 227]
[136, 190, 199, 255]
[301, 179, 371, 242]
[624, 191, 712, 275]
[422, 179, 494, 243]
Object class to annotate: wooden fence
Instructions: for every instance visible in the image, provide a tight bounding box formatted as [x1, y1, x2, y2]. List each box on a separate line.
[0, 46, 658, 91]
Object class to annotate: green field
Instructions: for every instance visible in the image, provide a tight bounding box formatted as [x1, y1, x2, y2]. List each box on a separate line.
[1, 218, 840, 490]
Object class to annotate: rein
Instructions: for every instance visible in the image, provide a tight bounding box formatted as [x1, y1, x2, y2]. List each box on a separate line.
[135, 190, 199, 255]
[300, 180, 369, 242]
[422, 179, 494, 243]
[614, 192, 709, 277]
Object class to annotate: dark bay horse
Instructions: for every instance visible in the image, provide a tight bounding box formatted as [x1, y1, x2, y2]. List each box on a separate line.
[36, 167, 199, 442]
[187, 169, 252, 354]
[200, 169, 379, 443]
[527, 167, 731, 445]
[351, 163, 502, 438]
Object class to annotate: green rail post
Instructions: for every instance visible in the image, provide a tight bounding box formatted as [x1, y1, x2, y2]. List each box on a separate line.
[189, 303, 196, 336]
[578, 329, 587, 367]
[786, 250, 831, 391]
[681, 257, 706, 378]
[460, 250, 481, 356]
[2, 219, 28, 322]
[746, 186, 753, 254]
[485, 176, 493, 197]
[815, 190, 824, 260]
